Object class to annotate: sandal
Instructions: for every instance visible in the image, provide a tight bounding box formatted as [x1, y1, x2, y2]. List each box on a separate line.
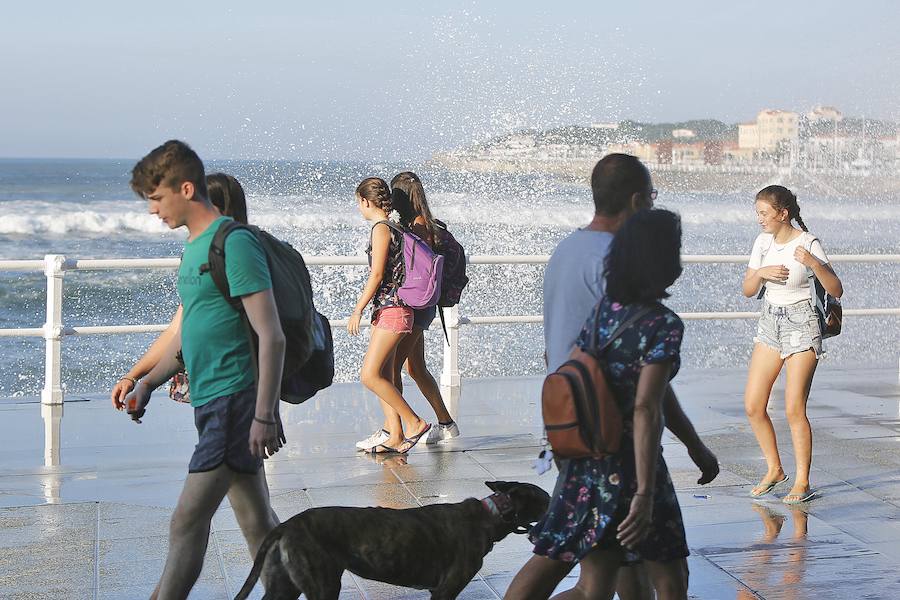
[367, 443, 406, 455]
[783, 489, 818, 505]
[398, 423, 433, 453]
[750, 475, 790, 498]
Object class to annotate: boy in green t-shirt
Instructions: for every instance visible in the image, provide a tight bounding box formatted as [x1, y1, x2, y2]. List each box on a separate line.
[123, 140, 285, 599]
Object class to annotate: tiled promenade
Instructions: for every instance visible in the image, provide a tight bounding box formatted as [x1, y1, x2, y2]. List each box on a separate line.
[1, 367, 900, 599]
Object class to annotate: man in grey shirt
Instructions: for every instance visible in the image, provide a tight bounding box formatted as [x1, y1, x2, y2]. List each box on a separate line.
[543, 228, 613, 372]
[508, 154, 719, 600]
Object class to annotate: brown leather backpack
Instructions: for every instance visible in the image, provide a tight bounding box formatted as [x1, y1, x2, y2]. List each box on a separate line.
[542, 304, 653, 459]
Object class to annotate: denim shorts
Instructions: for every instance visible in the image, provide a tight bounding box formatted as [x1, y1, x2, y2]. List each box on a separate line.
[413, 305, 437, 330]
[755, 299, 823, 359]
[372, 306, 414, 334]
[188, 385, 263, 474]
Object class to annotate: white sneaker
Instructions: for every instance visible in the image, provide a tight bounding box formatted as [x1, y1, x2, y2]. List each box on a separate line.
[426, 421, 460, 444]
[356, 429, 389, 450]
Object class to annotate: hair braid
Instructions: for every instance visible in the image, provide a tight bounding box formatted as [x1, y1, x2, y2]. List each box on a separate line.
[356, 177, 393, 214]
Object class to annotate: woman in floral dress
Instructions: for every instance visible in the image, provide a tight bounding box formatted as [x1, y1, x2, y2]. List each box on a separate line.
[527, 209, 690, 599]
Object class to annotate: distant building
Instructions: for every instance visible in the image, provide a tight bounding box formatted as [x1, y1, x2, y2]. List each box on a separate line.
[672, 128, 696, 139]
[738, 123, 760, 150]
[724, 142, 756, 163]
[605, 142, 656, 164]
[757, 110, 799, 152]
[807, 106, 843, 123]
[738, 109, 799, 153]
[590, 122, 619, 130]
[671, 142, 706, 166]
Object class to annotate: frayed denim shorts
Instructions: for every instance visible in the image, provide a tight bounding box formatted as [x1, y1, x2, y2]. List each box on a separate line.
[371, 306, 414, 334]
[755, 299, 823, 359]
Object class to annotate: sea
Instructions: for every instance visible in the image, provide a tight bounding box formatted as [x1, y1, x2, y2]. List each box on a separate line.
[1, 158, 898, 399]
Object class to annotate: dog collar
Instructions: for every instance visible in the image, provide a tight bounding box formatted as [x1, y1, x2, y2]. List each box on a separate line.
[481, 492, 516, 522]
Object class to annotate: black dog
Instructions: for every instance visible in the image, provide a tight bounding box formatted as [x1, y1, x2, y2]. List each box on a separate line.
[234, 480, 550, 600]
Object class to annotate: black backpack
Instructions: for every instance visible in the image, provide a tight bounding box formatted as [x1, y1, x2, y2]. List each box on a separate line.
[434, 219, 468, 307]
[433, 219, 469, 343]
[203, 220, 334, 404]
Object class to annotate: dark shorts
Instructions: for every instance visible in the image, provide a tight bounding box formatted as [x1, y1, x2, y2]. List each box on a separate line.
[413, 305, 437, 330]
[188, 385, 262, 474]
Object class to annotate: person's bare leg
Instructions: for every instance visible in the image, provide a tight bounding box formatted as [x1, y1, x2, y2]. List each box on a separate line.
[156, 465, 234, 599]
[404, 328, 453, 424]
[550, 547, 620, 600]
[504, 555, 575, 600]
[744, 343, 787, 494]
[360, 327, 427, 448]
[783, 350, 818, 501]
[645, 558, 689, 600]
[615, 564, 653, 600]
[379, 349, 401, 437]
[227, 469, 280, 557]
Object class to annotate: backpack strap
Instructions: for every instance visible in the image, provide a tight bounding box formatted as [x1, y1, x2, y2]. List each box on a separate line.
[588, 303, 656, 357]
[438, 306, 449, 345]
[375, 218, 424, 242]
[755, 234, 775, 300]
[803, 232, 818, 278]
[200, 219, 262, 386]
[201, 219, 255, 313]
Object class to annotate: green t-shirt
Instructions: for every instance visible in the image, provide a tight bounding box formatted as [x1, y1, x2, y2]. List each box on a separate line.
[177, 216, 272, 407]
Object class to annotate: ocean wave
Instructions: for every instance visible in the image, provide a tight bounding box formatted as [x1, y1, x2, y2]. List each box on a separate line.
[0, 211, 175, 236]
[2, 195, 897, 237]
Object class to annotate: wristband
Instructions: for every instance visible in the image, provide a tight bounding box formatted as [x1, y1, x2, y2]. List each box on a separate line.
[119, 376, 137, 386]
[634, 492, 653, 497]
[254, 416, 277, 426]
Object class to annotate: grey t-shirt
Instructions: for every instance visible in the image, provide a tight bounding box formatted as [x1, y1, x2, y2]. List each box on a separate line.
[543, 229, 614, 372]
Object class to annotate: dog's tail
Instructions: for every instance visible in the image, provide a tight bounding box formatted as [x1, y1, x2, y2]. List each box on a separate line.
[233, 526, 283, 600]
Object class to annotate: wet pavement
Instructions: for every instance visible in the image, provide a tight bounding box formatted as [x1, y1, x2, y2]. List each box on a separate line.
[1, 367, 900, 599]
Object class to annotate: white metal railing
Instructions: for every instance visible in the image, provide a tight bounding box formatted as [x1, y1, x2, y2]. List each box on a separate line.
[2, 253, 900, 465]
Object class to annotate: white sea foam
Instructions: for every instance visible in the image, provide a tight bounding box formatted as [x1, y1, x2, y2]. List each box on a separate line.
[0, 211, 173, 235]
[0, 192, 895, 236]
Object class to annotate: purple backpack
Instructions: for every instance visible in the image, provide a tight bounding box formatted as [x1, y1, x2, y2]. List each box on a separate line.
[379, 220, 444, 309]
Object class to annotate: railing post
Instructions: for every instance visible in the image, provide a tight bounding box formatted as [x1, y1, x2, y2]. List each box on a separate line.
[41, 254, 65, 467]
[41, 255, 66, 406]
[440, 305, 461, 421]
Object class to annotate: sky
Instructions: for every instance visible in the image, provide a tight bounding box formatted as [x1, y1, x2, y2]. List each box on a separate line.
[1, 0, 898, 161]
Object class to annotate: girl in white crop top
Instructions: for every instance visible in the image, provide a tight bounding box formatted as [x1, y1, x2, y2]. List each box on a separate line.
[741, 185, 843, 506]
[747, 231, 828, 306]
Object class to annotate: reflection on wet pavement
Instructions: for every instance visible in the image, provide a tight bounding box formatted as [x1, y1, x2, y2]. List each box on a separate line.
[0, 367, 899, 598]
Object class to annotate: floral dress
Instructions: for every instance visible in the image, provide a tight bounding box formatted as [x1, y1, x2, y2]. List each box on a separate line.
[529, 297, 689, 564]
[366, 220, 405, 314]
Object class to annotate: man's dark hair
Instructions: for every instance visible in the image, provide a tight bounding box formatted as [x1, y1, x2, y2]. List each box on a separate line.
[130, 140, 207, 200]
[604, 209, 682, 305]
[590, 153, 651, 216]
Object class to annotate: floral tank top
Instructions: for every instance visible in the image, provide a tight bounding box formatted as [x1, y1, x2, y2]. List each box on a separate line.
[366, 221, 405, 312]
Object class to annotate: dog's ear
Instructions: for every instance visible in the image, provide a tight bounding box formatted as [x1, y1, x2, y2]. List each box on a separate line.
[485, 480, 515, 493]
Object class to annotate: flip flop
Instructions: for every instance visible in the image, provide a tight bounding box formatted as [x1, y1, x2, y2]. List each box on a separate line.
[367, 443, 406, 455]
[398, 423, 433, 453]
[749, 475, 790, 498]
[782, 489, 818, 505]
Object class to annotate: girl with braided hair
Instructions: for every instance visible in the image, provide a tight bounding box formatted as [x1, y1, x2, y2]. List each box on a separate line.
[349, 177, 432, 453]
[742, 185, 843, 504]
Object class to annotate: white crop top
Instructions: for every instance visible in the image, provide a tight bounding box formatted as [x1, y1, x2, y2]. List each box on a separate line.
[748, 231, 829, 306]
